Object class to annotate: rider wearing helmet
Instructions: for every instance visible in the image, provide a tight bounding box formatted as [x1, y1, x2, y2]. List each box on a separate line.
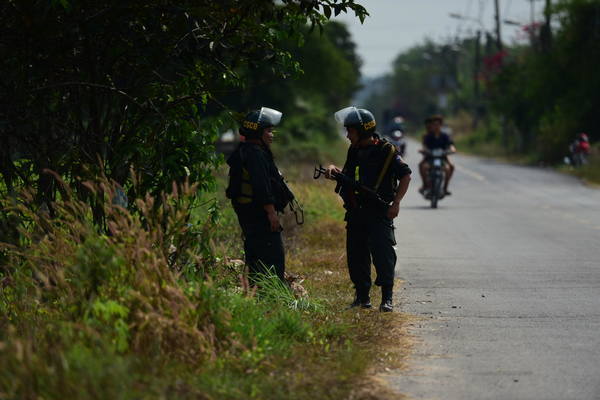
[388, 129, 407, 157]
[576, 133, 591, 154]
[324, 107, 412, 312]
[569, 132, 591, 166]
[419, 115, 456, 196]
[226, 107, 289, 284]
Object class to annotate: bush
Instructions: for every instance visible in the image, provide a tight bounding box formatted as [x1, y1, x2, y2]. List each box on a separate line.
[0, 173, 319, 399]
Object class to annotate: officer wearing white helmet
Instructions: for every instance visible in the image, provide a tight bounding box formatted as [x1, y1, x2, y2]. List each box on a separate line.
[324, 107, 411, 312]
[226, 107, 292, 284]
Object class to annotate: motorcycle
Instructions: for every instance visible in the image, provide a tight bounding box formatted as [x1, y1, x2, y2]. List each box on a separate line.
[422, 148, 451, 209]
[566, 141, 590, 167]
[564, 133, 591, 167]
[387, 130, 407, 157]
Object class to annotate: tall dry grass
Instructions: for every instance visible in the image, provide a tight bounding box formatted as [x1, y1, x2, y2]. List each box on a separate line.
[0, 171, 317, 399]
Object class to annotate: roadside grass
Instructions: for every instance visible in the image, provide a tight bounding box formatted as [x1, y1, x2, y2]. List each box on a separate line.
[456, 128, 600, 185]
[448, 112, 600, 185]
[449, 112, 535, 164]
[0, 142, 412, 400]
[445, 112, 539, 164]
[558, 143, 600, 185]
[212, 153, 414, 399]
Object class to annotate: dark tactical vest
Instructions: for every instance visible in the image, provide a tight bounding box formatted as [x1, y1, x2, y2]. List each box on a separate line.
[226, 143, 293, 212]
[337, 138, 399, 209]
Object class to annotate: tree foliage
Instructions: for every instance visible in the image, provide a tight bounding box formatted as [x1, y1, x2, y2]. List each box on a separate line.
[0, 3, 370, 397]
[224, 20, 362, 147]
[490, 0, 600, 160]
[365, 0, 598, 162]
[363, 38, 469, 132]
[0, 0, 367, 207]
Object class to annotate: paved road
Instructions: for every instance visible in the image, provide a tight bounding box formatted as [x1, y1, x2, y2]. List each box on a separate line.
[386, 141, 600, 400]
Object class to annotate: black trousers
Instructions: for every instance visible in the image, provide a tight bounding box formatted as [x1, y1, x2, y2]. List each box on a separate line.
[346, 207, 397, 300]
[234, 204, 285, 283]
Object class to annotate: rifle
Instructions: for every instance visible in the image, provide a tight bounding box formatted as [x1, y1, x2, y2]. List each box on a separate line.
[276, 174, 304, 225]
[313, 165, 389, 208]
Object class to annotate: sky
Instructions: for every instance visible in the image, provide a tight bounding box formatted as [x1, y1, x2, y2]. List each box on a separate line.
[335, 0, 546, 77]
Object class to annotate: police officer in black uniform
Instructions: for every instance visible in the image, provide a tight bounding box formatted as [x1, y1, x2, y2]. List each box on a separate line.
[226, 107, 290, 284]
[325, 107, 411, 312]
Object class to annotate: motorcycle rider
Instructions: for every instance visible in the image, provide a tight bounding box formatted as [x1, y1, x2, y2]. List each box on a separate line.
[568, 132, 591, 166]
[418, 115, 456, 196]
[388, 129, 407, 157]
[226, 107, 290, 284]
[324, 107, 411, 312]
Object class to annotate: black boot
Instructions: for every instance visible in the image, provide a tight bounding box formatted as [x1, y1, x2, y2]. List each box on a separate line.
[379, 286, 393, 312]
[349, 292, 372, 309]
[349, 297, 372, 309]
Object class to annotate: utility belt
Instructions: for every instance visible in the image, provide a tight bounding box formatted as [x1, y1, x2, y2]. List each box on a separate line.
[343, 190, 391, 212]
[344, 201, 391, 224]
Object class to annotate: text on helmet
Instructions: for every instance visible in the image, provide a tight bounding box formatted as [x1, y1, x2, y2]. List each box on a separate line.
[243, 121, 259, 130]
[363, 120, 376, 130]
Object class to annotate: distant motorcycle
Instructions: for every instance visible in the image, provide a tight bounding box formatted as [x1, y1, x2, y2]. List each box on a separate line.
[387, 130, 406, 157]
[565, 133, 591, 167]
[422, 148, 452, 209]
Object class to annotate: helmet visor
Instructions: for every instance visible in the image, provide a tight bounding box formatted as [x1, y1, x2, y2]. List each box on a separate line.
[258, 107, 282, 126]
[334, 106, 362, 125]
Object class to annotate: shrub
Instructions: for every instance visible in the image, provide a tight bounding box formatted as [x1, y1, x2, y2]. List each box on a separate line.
[0, 172, 324, 399]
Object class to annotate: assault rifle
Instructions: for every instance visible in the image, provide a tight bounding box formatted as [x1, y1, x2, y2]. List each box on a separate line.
[277, 174, 304, 225]
[313, 165, 389, 207]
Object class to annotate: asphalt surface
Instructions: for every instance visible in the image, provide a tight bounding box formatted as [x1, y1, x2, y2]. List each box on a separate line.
[385, 141, 600, 400]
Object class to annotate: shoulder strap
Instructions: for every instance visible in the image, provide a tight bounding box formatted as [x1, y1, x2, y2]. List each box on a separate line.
[374, 141, 396, 191]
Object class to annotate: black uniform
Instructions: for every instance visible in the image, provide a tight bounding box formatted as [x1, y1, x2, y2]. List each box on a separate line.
[423, 132, 453, 156]
[337, 137, 411, 302]
[226, 142, 288, 282]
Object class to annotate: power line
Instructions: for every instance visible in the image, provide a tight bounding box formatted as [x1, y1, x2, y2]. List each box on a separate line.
[494, 0, 503, 50]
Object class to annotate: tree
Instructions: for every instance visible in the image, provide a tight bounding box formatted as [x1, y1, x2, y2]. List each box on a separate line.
[365, 40, 461, 128]
[489, 0, 600, 159]
[222, 20, 362, 145]
[0, 0, 368, 208]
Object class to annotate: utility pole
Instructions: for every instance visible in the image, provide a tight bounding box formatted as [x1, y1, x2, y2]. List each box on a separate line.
[474, 31, 481, 101]
[494, 0, 503, 51]
[527, 0, 537, 47]
[493, 0, 507, 149]
[473, 30, 482, 129]
[541, 0, 552, 51]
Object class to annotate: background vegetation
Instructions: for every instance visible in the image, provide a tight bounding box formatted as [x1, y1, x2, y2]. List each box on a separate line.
[365, 0, 599, 178]
[0, 0, 365, 207]
[0, 1, 416, 399]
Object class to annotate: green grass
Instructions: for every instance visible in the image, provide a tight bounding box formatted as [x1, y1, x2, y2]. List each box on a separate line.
[0, 143, 413, 400]
[209, 148, 413, 399]
[559, 153, 600, 185]
[454, 120, 600, 185]
[447, 112, 600, 181]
